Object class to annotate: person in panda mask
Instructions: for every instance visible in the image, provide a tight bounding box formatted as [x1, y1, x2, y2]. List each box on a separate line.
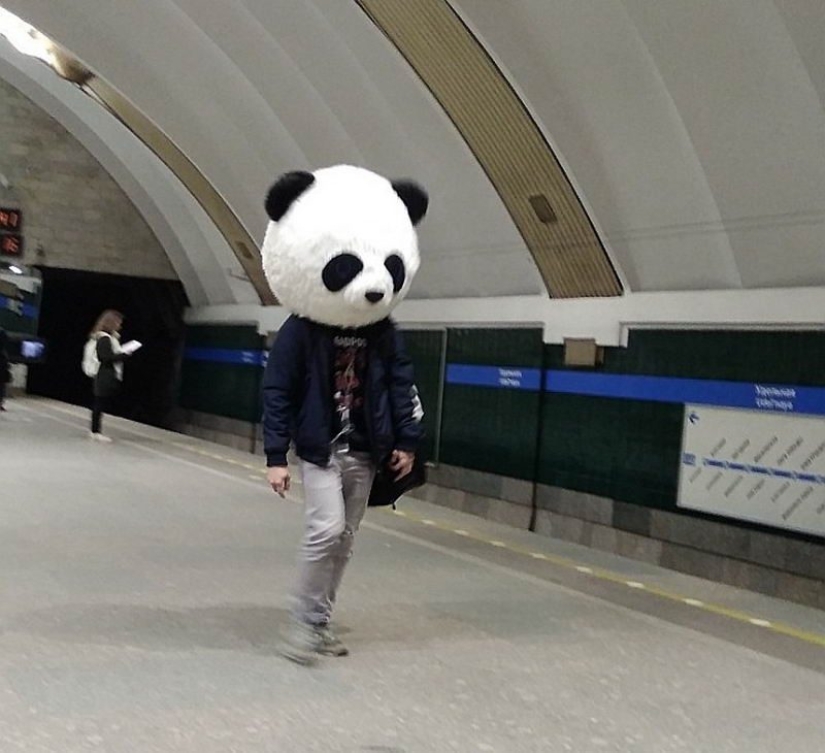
[260, 165, 428, 665]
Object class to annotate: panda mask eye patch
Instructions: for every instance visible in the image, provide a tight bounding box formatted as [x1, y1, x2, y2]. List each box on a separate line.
[384, 254, 406, 292]
[322, 253, 364, 292]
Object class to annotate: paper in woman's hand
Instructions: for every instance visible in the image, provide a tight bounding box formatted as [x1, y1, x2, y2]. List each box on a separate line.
[121, 340, 143, 355]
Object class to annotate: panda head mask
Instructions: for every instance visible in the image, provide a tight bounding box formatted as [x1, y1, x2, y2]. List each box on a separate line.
[261, 165, 428, 328]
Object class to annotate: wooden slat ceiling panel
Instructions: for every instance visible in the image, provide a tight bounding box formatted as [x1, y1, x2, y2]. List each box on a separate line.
[357, 0, 622, 298]
[44, 46, 275, 304]
[87, 78, 277, 305]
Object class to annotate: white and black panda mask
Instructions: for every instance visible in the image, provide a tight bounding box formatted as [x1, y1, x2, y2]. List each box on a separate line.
[261, 165, 428, 328]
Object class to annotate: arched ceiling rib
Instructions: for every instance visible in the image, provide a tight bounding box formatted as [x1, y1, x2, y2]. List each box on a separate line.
[356, 0, 621, 298]
[85, 76, 277, 304]
[0, 43, 257, 307]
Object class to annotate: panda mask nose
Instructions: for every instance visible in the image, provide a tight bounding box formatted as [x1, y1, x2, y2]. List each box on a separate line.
[365, 291, 385, 304]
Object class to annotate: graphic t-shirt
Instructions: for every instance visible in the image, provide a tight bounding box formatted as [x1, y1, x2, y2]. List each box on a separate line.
[332, 331, 369, 451]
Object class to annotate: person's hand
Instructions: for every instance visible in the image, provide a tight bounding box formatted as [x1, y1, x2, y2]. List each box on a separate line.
[267, 466, 291, 498]
[389, 450, 415, 480]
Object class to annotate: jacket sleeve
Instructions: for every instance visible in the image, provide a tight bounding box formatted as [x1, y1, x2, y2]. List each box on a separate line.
[96, 335, 127, 364]
[262, 317, 305, 467]
[387, 325, 424, 454]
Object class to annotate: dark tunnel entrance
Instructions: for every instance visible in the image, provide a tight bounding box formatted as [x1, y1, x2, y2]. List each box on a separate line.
[27, 267, 188, 429]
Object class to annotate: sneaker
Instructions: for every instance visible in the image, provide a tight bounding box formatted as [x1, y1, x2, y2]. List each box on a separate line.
[277, 620, 321, 665]
[315, 625, 349, 657]
[89, 433, 113, 443]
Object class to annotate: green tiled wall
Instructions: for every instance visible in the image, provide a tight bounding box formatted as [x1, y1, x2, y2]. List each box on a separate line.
[538, 391, 683, 507]
[441, 328, 543, 480]
[179, 325, 264, 423]
[621, 330, 825, 384]
[402, 329, 445, 463]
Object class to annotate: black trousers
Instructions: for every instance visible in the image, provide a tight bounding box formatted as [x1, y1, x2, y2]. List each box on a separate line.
[91, 395, 111, 434]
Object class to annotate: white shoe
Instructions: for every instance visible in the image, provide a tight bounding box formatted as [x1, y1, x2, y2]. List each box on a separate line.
[89, 432, 113, 443]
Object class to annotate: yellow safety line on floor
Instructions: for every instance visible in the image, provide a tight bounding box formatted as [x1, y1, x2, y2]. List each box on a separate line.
[391, 509, 825, 650]
[36, 400, 825, 650]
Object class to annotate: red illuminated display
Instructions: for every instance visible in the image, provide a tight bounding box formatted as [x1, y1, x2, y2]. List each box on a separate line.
[0, 207, 22, 231]
[0, 233, 23, 256]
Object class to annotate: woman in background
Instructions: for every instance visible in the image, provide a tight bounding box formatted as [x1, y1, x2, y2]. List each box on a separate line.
[88, 310, 131, 441]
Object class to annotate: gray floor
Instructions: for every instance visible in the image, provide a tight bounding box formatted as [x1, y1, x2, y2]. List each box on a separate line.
[1, 398, 824, 753]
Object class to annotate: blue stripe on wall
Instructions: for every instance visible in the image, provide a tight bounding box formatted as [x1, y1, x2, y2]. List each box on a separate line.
[446, 364, 542, 391]
[447, 364, 825, 414]
[184, 347, 266, 366]
[180, 345, 825, 416]
[545, 370, 825, 417]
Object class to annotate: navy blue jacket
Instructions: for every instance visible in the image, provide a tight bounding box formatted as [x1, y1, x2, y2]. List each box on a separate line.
[262, 315, 422, 467]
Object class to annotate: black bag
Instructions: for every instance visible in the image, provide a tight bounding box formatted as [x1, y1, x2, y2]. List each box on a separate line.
[366, 323, 426, 508]
[368, 454, 427, 508]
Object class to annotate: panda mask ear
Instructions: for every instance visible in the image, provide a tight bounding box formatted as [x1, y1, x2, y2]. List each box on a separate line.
[265, 171, 315, 221]
[392, 180, 429, 226]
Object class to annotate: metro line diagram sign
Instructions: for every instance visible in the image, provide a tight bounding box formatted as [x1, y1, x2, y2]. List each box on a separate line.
[678, 405, 825, 537]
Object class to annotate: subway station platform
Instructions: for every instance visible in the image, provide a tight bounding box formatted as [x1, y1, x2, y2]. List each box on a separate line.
[1, 398, 824, 752]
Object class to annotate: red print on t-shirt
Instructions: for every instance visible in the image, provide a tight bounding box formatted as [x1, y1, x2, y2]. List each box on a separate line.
[333, 336, 367, 436]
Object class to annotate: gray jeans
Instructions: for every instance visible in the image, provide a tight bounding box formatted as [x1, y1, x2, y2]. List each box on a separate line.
[292, 451, 376, 627]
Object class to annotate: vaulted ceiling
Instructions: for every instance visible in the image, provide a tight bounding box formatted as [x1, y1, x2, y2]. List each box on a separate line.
[1, 0, 823, 306]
